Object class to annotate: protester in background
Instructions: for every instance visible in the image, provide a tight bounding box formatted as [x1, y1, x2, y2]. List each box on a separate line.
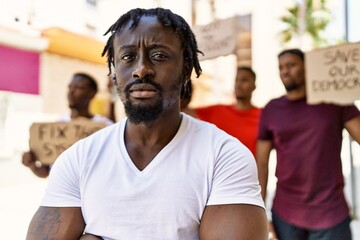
[195, 66, 261, 157]
[25, 8, 267, 239]
[257, 48, 360, 240]
[22, 72, 113, 178]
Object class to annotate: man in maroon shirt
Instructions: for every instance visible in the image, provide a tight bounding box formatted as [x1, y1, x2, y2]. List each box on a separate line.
[257, 49, 360, 240]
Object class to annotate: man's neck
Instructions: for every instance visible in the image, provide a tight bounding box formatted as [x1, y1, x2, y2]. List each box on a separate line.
[125, 110, 182, 147]
[124, 110, 183, 171]
[70, 108, 93, 119]
[235, 99, 253, 110]
[286, 87, 306, 101]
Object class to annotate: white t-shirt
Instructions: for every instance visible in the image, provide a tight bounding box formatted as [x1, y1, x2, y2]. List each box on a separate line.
[42, 113, 264, 240]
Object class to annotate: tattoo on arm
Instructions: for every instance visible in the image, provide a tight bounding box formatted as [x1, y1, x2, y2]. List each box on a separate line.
[36, 208, 61, 236]
[27, 207, 85, 239]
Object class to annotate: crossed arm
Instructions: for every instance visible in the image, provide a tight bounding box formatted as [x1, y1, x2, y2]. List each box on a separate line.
[200, 204, 268, 239]
[26, 204, 267, 240]
[26, 207, 101, 240]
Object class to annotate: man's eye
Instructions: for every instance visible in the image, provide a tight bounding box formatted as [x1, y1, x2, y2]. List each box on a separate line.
[151, 52, 167, 60]
[121, 54, 135, 61]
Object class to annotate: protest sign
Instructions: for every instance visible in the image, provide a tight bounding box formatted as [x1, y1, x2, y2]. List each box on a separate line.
[29, 118, 106, 164]
[193, 16, 238, 61]
[193, 15, 252, 64]
[305, 42, 360, 105]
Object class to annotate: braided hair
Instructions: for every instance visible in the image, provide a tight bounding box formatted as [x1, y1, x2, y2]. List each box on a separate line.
[102, 8, 203, 81]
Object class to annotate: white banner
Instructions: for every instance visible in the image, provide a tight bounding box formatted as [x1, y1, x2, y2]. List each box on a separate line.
[305, 42, 360, 105]
[193, 17, 239, 61]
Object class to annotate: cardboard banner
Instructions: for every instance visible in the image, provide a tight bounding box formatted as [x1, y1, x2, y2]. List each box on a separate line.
[305, 42, 360, 105]
[192, 15, 251, 62]
[29, 118, 106, 164]
[193, 17, 238, 61]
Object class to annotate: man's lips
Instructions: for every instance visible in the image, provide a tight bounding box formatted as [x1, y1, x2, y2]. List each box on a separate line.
[129, 83, 158, 98]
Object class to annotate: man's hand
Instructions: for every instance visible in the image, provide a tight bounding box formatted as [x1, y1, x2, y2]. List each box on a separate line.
[22, 151, 50, 178]
[22, 151, 36, 167]
[268, 221, 278, 240]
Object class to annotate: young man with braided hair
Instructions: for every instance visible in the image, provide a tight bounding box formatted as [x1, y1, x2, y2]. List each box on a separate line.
[26, 8, 267, 239]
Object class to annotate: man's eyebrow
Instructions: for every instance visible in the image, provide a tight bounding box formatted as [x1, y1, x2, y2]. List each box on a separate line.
[148, 43, 177, 53]
[119, 43, 173, 50]
[118, 45, 136, 51]
[149, 43, 167, 48]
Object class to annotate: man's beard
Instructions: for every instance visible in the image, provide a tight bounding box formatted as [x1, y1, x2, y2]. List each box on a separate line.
[284, 82, 299, 92]
[121, 79, 164, 126]
[236, 96, 246, 101]
[116, 74, 183, 125]
[124, 98, 163, 125]
[68, 102, 81, 110]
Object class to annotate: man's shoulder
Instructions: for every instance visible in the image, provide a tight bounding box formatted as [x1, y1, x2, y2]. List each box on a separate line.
[56, 114, 71, 122]
[183, 113, 220, 133]
[183, 113, 240, 142]
[91, 115, 114, 126]
[76, 119, 123, 147]
[263, 96, 286, 108]
[195, 104, 228, 111]
[194, 104, 231, 119]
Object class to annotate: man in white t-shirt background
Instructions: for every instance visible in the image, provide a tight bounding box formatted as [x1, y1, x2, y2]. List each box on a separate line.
[22, 72, 113, 178]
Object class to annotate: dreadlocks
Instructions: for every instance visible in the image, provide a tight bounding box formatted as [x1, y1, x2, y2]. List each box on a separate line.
[101, 8, 203, 79]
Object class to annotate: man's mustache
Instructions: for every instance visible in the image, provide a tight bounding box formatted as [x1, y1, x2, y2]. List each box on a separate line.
[124, 78, 162, 93]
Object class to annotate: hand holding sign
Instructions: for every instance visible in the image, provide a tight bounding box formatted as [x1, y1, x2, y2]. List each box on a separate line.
[29, 118, 106, 164]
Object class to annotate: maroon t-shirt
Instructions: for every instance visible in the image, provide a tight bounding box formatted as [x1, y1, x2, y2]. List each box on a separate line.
[258, 96, 360, 229]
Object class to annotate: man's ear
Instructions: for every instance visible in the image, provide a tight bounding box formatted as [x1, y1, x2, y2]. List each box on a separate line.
[111, 74, 117, 84]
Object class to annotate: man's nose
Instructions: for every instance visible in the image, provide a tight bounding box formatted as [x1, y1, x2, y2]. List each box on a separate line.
[132, 57, 154, 79]
[68, 86, 75, 94]
[280, 68, 289, 77]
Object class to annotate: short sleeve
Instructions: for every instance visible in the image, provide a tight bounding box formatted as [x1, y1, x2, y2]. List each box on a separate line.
[258, 105, 272, 140]
[342, 104, 360, 123]
[40, 144, 82, 207]
[206, 138, 265, 209]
